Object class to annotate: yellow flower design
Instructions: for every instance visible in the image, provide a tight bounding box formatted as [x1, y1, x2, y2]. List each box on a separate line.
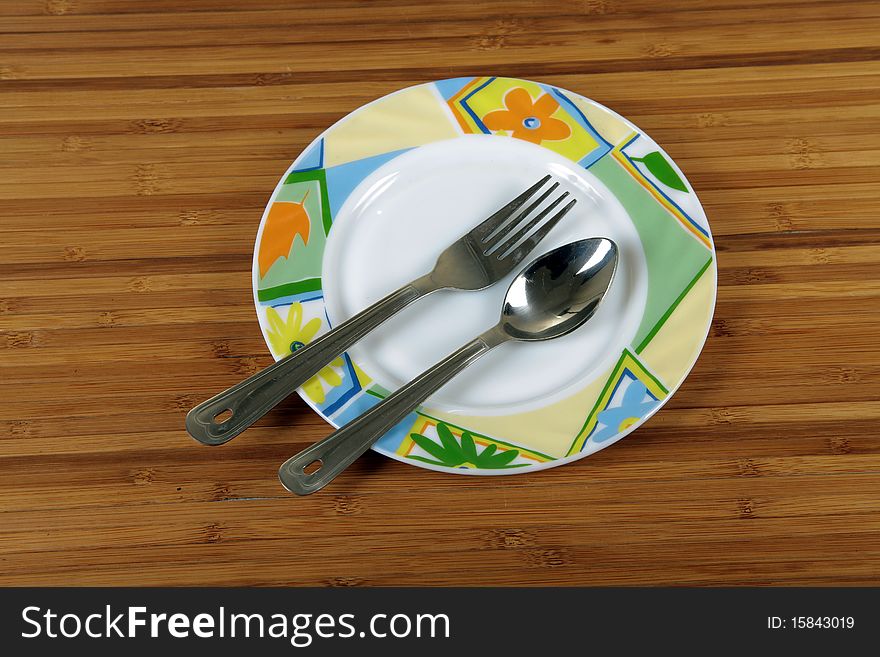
[265, 303, 343, 404]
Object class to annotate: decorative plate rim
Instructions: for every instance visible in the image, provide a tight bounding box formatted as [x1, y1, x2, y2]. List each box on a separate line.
[250, 76, 717, 475]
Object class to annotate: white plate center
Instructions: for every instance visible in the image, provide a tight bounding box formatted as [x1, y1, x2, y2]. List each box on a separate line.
[322, 135, 647, 415]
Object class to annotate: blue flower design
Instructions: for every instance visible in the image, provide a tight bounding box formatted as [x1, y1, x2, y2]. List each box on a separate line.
[589, 379, 659, 444]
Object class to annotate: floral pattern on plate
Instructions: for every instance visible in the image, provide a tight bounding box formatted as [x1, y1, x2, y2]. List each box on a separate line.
[251, 77, 716, 475]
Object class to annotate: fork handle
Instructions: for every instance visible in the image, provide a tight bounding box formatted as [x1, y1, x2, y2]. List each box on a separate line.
[278, 328, 508, 495]
[186, 277, 435, 446]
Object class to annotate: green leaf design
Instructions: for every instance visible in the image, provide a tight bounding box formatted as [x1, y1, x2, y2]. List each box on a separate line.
[410, 433, 461, 466]
[460, 431, 479, 462]
[408, 423, 524, 470]
[632, 151, 689, 193]
[480, 443, 498, 459]
[436, 423, 465, 462]
[407, 455, 450, 467]
[483, 448, 520, 467]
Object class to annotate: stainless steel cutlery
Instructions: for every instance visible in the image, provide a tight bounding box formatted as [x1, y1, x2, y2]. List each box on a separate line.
[186, 176, 575, 447]
[278, 238, 618, 495]
[185, 175, 623, 495]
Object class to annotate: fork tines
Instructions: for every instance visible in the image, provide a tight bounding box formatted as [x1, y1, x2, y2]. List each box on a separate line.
[475, 175, 577, 260]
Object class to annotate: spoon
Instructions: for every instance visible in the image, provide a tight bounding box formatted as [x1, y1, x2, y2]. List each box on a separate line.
[279, 237, 619, 495]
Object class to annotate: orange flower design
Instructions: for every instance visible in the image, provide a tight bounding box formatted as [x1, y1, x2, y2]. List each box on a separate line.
[482, 88, 571, 144]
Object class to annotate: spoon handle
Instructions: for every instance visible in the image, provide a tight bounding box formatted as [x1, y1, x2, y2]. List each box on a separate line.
[186, 279, 434, 446]
[279, 330, 505, 495]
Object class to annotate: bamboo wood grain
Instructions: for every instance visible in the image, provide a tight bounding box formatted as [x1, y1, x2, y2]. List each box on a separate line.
[1, 0, 879, 586]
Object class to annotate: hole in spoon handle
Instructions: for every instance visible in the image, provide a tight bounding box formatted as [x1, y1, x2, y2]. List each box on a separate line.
[279, 433, 371, 496]
[279, 335, 500, 495]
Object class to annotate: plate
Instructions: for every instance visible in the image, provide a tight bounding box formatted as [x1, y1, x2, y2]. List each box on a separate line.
[252, 77, 716, 475]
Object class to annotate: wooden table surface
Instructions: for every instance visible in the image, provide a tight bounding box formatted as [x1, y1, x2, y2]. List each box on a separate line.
[2, 0, 879, 586]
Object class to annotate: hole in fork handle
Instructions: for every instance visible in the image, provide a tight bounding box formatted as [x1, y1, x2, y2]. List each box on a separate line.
[303, 459, 323, 475]
[212, 408, 233, 424]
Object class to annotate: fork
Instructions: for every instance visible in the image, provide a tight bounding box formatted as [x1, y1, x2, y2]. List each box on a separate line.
[186, 175, 576, 446]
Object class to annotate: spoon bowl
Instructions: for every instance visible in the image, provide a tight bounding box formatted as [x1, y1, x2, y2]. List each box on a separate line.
[499, 238, 618, 341]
